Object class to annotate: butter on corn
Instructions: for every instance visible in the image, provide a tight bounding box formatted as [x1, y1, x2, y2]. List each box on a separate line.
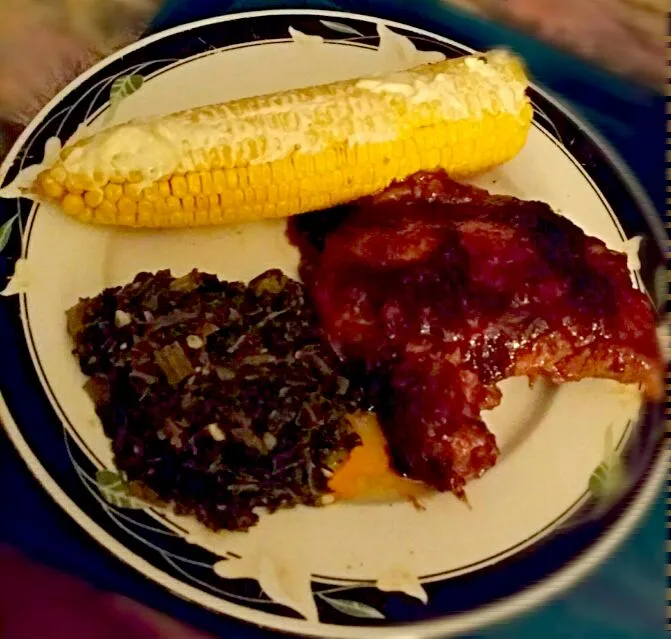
[28, 49, 533, 227]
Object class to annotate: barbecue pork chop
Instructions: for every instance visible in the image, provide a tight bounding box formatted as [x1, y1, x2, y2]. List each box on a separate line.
[290, 171, 663, 495]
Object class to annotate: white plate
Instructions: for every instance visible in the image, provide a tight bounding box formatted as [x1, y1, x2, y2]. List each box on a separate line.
[0, 9, 665, 639]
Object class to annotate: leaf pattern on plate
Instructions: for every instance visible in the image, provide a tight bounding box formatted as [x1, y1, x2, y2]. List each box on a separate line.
[376, 566, 428, 604]
[104, 74, 144, 124]
[95, 469, 145, 509]
[319, 20, 365, 37]
[111, 74, 145, 102]
[531, 98, 563, 143]
[0, 214, 19, 254]
[589, 458, 625, 499]
[375, 24, 445, 71]
[215, 553, 318, 622]
[588, 425, 626, 500]
[317, 594, 385, 619]
[0, 258, 31, 296]
[653, 264, 667, 313]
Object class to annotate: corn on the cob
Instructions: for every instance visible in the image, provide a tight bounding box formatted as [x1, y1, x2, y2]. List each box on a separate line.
[29, 49, 532, 227]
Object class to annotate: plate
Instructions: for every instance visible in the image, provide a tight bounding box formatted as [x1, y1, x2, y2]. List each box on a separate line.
[0, 9, 666, 639]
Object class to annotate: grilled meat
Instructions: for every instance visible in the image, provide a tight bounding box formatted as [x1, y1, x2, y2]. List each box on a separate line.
[289, 171, 663, 494]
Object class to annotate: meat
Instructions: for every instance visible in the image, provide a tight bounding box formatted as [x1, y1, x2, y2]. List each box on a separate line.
[289, 171, 663, 494]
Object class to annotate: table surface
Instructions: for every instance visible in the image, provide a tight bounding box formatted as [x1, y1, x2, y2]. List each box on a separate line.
[0, 1, 665, 638]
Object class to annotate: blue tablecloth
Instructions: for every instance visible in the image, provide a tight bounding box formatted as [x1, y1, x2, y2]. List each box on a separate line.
[0, 1, 665, 638]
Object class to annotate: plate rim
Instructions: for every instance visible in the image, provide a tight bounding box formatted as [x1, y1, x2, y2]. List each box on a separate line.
[1, 392, 667, 639]
[0, 8, 666, 639]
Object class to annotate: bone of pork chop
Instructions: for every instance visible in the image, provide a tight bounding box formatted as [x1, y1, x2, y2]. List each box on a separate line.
[292, 171, 663, 494]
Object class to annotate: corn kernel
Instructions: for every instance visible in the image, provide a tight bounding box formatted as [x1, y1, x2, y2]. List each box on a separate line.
[79, 208, 93, 224]
[325, 148, 338, 173]
[170, 175, 188, 197]
[84, 190, 104, 208]
[206, 149, 223, 170]
[231, 190, 244, 207]
[137, 201, 155, 226]
[169, 210, 188, 227]
[275, 200, 291, 217]
[64, 176, 84, 195]
[118, 196, 137, 219]
[39, 175, 64, 199]
[426, 147, 441, 169]
[385, 157, 399, 179]
[200, 172, 213, 195]
[50, 166, 67, 184]
[74, 173, 95, 191]
[220, 189, 235, 207]
[92, 170, 106, 185]
[237, 168, 249, 189]
[194, 196, 210, 225]
[195, 194, 210, 211]
[210, 195, 224, 224]
[144, 184, 160, 201]
[186, 172, 202, 195]
[243, 187, 255, 204]
[153, 199, 168, 216]
[241, 138, 259, 163]
[104, 183, 123, 203]
[124, 183, 143, 201]
[313, 192, 330, 209]
[210, 204, 223, 224]
[193, 153, 210, 172]
[212, 169, 226, 193]
[62, 193, 85, 216]
[313, 153, 326, 174]
[94, 201, 117, 224]
[355, 144, 368, 166]
[270, 158, 291, 182]
[220, 146, 235, 170]
[182, 195, 195, 213]
[249, 203, 265, 220]
[432, 123, 448, 149]
[153, 200, 170, 226]
[277, 182, 289, 202]
[247, 164, 264, 186]
[118, 211, 136, 226]
[299, 178, 314, 195]
[158, 180, 171, 198]
[224, 169, 238, 190]
[258, 163, 272, 186]
[166, 196, 181, 212]
[293, 154, 314, 176]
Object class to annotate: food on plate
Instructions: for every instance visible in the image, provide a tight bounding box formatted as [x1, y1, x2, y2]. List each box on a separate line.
[66, 269, 367, 531]
[329, 411, 429, 502]
[25, 50, 532, 227]
[290, 170, 663, 495]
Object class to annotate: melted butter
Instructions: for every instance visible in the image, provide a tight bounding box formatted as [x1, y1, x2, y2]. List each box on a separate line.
[328, 412, 430, 502]
[355, 50, 527, 116]
[54, 49, 528, 187]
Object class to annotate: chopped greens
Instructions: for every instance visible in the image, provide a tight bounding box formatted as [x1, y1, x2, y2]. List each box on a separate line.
[67, 269, 364, 531]
[155, 341, 195, 386]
